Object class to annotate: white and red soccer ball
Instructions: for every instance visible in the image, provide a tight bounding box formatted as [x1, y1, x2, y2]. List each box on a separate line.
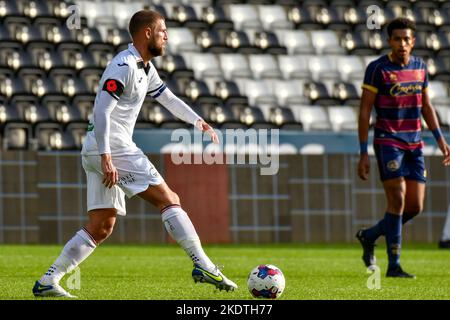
[247, 264, 285, 299]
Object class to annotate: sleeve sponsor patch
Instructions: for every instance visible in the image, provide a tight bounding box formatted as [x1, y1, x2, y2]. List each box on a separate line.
[102, 79, 124, 100]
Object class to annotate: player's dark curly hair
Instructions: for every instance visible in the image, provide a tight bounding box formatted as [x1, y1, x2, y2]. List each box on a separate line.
[387, 18, 416, 38]
[129, 10, 165, 40]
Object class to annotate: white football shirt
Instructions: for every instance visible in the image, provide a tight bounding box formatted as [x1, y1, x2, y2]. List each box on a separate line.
[82, 44, 171, 156]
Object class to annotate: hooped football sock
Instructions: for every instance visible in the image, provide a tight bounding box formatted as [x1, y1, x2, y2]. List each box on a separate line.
[161, 205, 216, 273]
[39, 228, 97, 285]
[384, 212, 402, 269]
[363, 211, 419, 243]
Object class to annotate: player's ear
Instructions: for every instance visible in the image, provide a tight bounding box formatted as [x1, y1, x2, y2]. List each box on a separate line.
[145, 27, 152, 40]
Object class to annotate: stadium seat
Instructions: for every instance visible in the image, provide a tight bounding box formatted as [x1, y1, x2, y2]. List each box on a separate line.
[18, 67, 56, 97]
[65, 122, 88, 149]
[182, 52, 222, 79]
[291, 105, 332, 131]
[170, 4, 209, 30]
[11, 97, 51, 125]
[111, 2, 145, 29]
[341, 31, 376, 56]
[244, 30, 287, 55]
[238, 79, 277, 107]
[228, 104, 273, 129]
[34, 122, 66, 150]
[72, 26, 104, 47]
[303, 0, 348, 30]
[195, 29, 233, 53]
[213, 79, 248, 105]
[277, 55, 312, 81]
[303, 81, 340, 106]
[433, 55, 450, 82]
[331, 81, 360, 107]
[28, 42, 62, 71]
[219, 53, 252, 80]
[327, 105, 358, 132]
[76, 0, 115, 28]
[307, 55, 341, 82]
[310, 30, 346, 55]
[181, 79, 220, 105]
[335, 56, 365, 82]
[0, 74, 26, 99]
[0, 0, 20, 18]
[41, 95, 83, 125]
[196, 101, 242, 128]
[217, 29, 263, 54]
[268, 106, 303, 130]
[199, 5, 235, 31]
[428, 81, 450, 106]
[87, 43, 115, 69]
[18, 0, 51, 18]
[257, 5, 294, 30]
[0, 101, 22, 127]
[79, 67, 103, 94]
[266, 79, 309, 107]
[331, 0, 365, 27]
[286, 5, 320, 30]
[72, 94, 95, 121]
[167, 28, 200, 54]
[275, 30, 314, 55]
[413, 1, 441, 28]
[227, 4, 263, 31]
[160, 54, 194, 83]
[148, 102, 189, 129]
[248, 54, 282, 79]
[2, 122, 32, 150]
[354, 24, 389, 53]
[0, 47, 35, 70]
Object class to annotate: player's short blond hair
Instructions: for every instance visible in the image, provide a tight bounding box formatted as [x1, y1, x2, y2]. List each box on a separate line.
[128, 10, 165, 40]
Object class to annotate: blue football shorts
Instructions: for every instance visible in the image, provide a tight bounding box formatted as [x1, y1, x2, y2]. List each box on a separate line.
[374, 144, 426, 183]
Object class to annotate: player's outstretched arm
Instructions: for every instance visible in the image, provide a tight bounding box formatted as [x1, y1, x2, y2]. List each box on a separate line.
[422, 90, 450, 166]
[195, 119, 219, 144]
[155, 88, 219, 142]
[357, 89, 376, 180]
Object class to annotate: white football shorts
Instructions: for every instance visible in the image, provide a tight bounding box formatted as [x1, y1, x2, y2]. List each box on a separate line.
[82, 152, 164, 216]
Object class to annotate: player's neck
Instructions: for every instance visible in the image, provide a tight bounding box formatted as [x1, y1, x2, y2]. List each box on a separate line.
[389, 52, 410, 67]
[133, 42, 153, 65]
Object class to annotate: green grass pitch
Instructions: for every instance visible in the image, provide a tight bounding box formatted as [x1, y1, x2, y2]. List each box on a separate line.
[1, 244, 450, 300]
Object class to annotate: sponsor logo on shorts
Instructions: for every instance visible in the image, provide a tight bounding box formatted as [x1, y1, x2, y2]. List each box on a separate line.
[387, 160, 400, 171]
[150, 167, 158, 177]
[118, 173, 136, 186]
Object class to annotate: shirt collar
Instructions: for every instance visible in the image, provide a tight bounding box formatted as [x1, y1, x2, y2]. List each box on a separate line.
[128, 43, 146, 69]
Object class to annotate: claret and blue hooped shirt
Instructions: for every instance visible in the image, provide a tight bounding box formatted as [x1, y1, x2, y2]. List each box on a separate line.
[362, 53, 428, 150]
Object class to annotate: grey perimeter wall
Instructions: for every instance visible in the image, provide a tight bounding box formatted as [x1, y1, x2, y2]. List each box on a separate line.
[0, 151, 449, 244]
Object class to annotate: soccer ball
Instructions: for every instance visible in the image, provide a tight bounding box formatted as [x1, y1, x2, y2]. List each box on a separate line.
[247, 264, 285, 299]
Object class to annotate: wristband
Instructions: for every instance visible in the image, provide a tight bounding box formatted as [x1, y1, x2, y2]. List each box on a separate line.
[360, 142, 368, 154]
[432, 128, 443, 141]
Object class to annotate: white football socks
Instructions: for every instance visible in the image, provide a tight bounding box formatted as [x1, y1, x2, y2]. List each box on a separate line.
[442, 207, 450, 241]
[161, 205, 216, 272]
[39, 228, 97, 285]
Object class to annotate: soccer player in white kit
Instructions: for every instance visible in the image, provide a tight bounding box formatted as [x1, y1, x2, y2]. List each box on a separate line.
[33, 10, 237, 297]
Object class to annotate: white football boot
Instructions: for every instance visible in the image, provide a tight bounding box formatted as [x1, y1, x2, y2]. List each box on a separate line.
[192, 264, 238, 291]
[32, 280, 77, 298]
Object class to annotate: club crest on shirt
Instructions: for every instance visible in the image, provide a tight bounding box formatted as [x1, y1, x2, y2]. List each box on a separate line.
[387, 160, 400, 171]
[389, 73, 397, 81]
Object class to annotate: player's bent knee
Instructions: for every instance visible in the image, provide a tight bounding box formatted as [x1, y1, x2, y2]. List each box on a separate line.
[93, 226, 114, 244]
[387, 196, 405, 213]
